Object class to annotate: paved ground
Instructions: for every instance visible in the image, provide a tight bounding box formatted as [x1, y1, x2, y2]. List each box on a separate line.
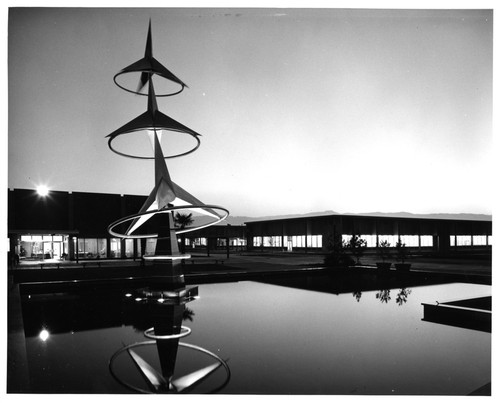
[13, 251, 492, 278]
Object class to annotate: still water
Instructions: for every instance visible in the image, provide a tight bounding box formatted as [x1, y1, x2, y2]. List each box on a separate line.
[20, 277, 490, 394]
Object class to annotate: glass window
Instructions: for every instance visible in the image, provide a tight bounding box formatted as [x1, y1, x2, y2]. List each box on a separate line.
[400, 235, 419, 247]
[125, 239, 134, 257]
[266, 236, 277, 247]
[420, 235, 433, 247]
[145, 238, 157, 255]
[110, 238, 121, 258]
[456, 235, 471, 246]
[292, 235, 305, 248]
[450, 236, 456, 247]
[378, 235, 398, 246]
[98, 238, 107, 258]
[192, 238, 207, 247]
[43, 242, 53, 257]
[76, 238, 99, 258]
[360, 235, 377, 248]
[472, 235, 487, 246]
[306, 235, 323, 248]
[488, 235, 492, 246]
[77, 239, 85, 257]
[86, 239, 98, 258]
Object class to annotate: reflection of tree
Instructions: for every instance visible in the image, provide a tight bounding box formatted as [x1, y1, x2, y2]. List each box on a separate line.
[395, 288, 412, 306]
[376, 289, 391, 303]
[352, 291, 362, 302]
[373, 288, 412, 305]
[183, 307, 195, 322]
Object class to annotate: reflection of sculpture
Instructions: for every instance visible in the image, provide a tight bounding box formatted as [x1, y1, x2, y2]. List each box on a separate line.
[109, 288, 231, 393]
[106, 20, 228, 287]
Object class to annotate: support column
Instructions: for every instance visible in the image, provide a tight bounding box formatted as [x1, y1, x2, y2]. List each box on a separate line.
[151, 212, 185, 289]
[120, 238, 126, 259]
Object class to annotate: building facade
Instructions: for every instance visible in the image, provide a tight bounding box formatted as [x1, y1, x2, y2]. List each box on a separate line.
[7, 188, 246, 263]
[244, 214, 492, 255]
[8, 188, 492, 263]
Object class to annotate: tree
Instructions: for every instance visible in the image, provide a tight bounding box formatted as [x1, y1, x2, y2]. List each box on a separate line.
[377, 240, 392, 262]
[347, 234, 367, 265]
[395, 241, 408, 264]
[323, 232, 354, 269]
[174, 213, 194, 254]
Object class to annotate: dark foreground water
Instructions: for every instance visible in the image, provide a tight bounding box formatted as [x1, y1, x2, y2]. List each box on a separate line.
[18, 275, 490, 394]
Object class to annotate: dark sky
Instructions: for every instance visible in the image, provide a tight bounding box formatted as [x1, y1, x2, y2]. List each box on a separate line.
[6, 5, 494, 217]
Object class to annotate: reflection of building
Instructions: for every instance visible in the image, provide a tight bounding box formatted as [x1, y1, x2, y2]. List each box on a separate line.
[8, 188, 492, 262]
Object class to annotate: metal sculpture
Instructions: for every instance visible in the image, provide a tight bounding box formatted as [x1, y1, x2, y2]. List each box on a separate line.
[107, 20, 228, 284]
[113, 20, 187, 97]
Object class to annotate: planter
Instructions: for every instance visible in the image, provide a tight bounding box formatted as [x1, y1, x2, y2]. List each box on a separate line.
[376, 262, 392, 270]
[394, 263, 411, 271]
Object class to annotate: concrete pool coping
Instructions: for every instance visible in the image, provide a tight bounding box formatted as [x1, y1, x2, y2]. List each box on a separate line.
[9, 252, 492, 287]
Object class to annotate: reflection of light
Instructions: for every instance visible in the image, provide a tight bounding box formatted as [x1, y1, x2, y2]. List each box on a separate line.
[36, 185, 50, 197]
[39, 329, 50, 341]
[125, 293, 132, 297]
[157, 298, 165, 303]
[135, 298, 142, 302]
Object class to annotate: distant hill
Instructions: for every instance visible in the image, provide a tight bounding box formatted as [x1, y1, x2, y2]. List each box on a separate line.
[223, 210, 339, 225]
[349, 212, 492, 221]
[192, 210, 491, 226]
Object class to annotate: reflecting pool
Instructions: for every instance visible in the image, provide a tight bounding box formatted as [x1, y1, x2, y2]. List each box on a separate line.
[18, 275, 490, 394]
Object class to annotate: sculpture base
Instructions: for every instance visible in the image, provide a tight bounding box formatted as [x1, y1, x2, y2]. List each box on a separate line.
[144, 254, 191, 261]
[136, 285, 199, 304]
[146, 256, 186, 289]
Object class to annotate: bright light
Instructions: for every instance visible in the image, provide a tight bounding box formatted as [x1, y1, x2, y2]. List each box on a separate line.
[36, 185, 50, 197]
[39, 329, 50, 341]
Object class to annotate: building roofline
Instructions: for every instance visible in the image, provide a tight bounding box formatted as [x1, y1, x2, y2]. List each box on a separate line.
[244, 212, 492, 225]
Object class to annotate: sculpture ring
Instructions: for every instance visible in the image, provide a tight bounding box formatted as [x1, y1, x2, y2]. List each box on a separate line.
[107, 131, 201, 160]
[143, 326, 192, 340]
[109, 341, 231, 394]
[113, 71, 186, 97]
[107, 204, 229, 239]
